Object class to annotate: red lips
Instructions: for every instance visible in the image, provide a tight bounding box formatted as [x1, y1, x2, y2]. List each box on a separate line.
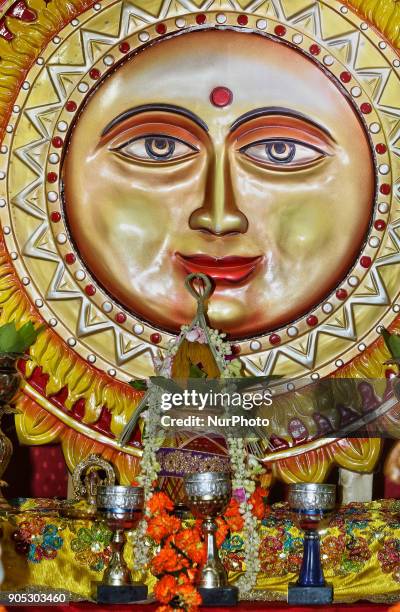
[176, 253, 263, 283]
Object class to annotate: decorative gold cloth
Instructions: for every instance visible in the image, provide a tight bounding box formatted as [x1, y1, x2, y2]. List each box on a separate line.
[1, 499, 400, 602]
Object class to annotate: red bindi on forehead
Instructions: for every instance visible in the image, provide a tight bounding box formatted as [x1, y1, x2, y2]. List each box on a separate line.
[210, 86, 233, 108]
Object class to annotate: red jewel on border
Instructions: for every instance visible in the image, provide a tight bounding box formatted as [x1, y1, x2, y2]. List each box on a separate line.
[309, 44, 320, 55]
[119, 42, 130, 54]
[47, 172, 57, 183]
[340, 71, 351, 83]
[156, 23, 167, 35]
[274, 25, 286, 37]
[52, 136, 63, 148]
[375, 143, 387, 154]
[65, 253, 76, 265]
[374, 219, 386, 231]
[269, 334, 281, 345]
[360, 255, 372, 268]
[115, 312, 127, 324]
[89, 68, 101, 80]
[85, 284, 96, 296]
[360, 102, 372, 114]
[66, 101, 77, 112]
[336, 288, 348, 300]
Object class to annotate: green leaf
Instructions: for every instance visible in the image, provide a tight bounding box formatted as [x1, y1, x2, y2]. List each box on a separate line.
[381, 327, 400, 359]
[18, 321, 44, 351]
[189, 362, 207, 378]
[129, 379, 148, 391]
[0, 320, 44, 354]
[0, 322, 21, 353]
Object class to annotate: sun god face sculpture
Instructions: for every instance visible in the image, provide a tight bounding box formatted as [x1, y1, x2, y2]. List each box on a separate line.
[63, 29, 374, 339]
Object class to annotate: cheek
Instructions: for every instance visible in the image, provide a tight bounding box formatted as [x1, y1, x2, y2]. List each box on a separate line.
[274, 199, 332, 258]
[79, 155, 205, 256]
[87, 167, 171, 246]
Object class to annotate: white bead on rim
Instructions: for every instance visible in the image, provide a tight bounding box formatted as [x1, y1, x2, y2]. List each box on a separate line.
[256, 19, 267, 30]
[102, 301, 113, 313]
[75, 270, 86, 281]
[57, 233, 67, 244]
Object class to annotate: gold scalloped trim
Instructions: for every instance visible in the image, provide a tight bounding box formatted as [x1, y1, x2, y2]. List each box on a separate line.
[345, 0, 400, 48]
[16, 392, 141, 481]
[0, 237, 142, 438]
[0, 0, 95, 141]
[20, 380, 142, 457]
[271, 438, 382, 483]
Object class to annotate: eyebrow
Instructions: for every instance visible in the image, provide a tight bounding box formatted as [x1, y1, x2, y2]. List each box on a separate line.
[101, 103, 209, 136]
[230, 106, 335, 141]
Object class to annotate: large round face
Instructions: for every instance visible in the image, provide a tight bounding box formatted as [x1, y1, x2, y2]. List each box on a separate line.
[63, 29, 374, 338]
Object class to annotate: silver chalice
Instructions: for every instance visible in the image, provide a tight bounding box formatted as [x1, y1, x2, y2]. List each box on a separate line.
[184, 472, 238, 607]
[93, 485, 148, 604]
[287, 483, 336, 605]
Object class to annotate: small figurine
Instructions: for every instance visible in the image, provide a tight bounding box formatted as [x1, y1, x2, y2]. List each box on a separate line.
[60, 454, 115, 519]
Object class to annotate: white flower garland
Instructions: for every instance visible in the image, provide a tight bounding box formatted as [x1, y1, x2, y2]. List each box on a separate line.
[227, 437, 262, 594]
[131, 324, 263, 590]
[131, 383, 164, 571]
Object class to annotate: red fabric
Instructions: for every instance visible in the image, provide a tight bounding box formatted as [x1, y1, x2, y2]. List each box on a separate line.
[29, 446, 68, 498]
[10, 603, 398, 612]
[385, 477, 400, 500]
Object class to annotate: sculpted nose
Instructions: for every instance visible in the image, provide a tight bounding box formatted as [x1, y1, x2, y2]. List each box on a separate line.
[189, 146, 248, 236]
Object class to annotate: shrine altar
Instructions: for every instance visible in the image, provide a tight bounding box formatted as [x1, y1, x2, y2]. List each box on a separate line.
[2, 499, 400, 605]
[1, 0, 400, 608]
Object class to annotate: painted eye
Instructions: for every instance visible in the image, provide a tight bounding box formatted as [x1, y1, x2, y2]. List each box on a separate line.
[116, 135, 197, 162]
[241, 139, 325, 167]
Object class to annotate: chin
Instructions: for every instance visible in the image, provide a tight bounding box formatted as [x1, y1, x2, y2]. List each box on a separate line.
[207, 296, 257, 338]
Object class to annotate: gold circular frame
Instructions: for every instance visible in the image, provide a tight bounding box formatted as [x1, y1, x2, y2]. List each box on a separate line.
[1, 0, 399, 385]
[0, 0, 398, 480]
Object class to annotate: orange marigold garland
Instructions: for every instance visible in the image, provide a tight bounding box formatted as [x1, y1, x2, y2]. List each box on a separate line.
[249, 487, 270, 521]
[148, 491, 175, 515]
[146, 486, 268, 611]
[146, 490, 201, 611]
